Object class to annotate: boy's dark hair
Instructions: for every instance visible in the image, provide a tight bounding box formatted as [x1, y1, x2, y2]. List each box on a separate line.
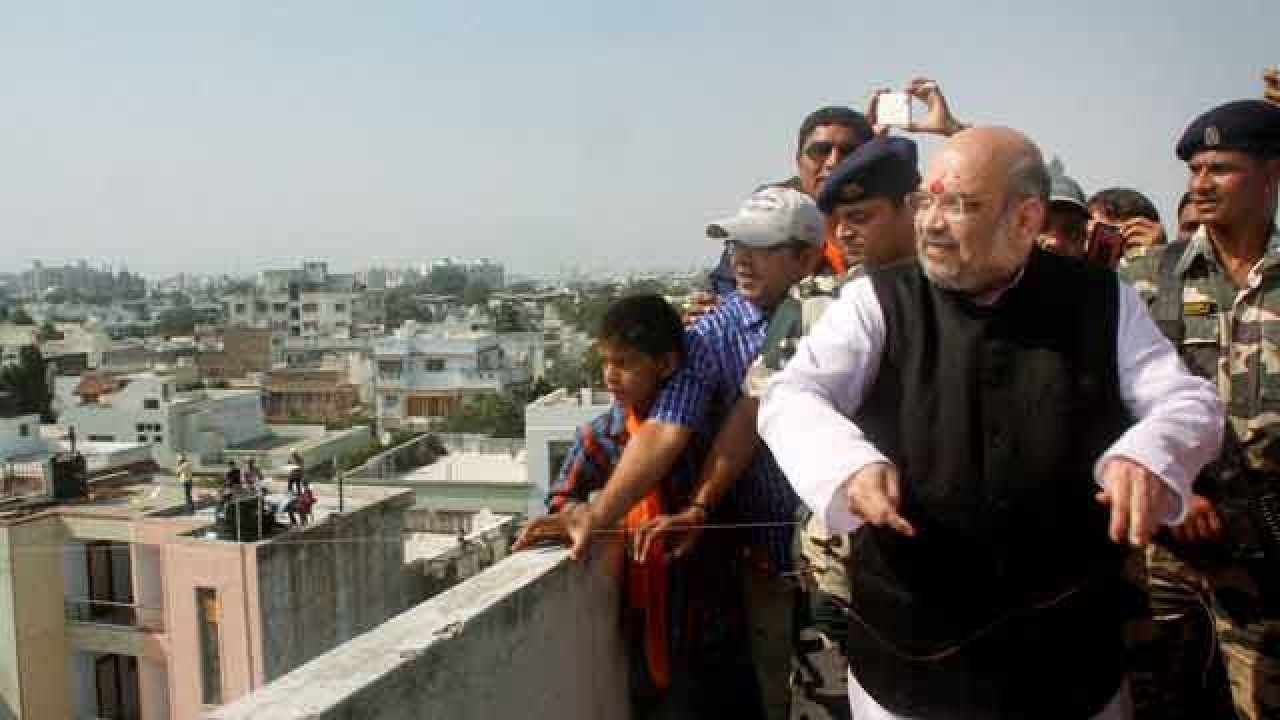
[796, 106, 873, 156]
[1088, 187, 1162, 223]
[596, 294, 684, 358]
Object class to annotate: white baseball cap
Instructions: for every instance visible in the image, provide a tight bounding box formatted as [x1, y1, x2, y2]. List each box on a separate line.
[706, 187, 824, 249]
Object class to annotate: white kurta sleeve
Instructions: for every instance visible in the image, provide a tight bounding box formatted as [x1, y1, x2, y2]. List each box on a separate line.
[1096, 278, 1225, 524]
[758, 277, 888, 534]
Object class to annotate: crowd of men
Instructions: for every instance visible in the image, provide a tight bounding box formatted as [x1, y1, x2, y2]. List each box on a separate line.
[515, 69, 1280, 719]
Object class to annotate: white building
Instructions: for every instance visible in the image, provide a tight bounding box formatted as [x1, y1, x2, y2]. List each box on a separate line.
[374, 322, 530, 429]
[523, 388, 613, 519]
[56, 371, 267, 468]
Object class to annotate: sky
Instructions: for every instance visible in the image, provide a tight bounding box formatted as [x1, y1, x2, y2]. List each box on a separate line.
[0, 0, 1275, 279]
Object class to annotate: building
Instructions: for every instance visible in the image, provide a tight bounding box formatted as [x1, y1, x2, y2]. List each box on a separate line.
[221, 262, 384, 362]
[0, 393, 51, 497]
[373, 322, 529, 430]
[524, 388, 613, 518]
[55, 371, 371, 475]
[197, 328, 273, 381]
[0, 474, 412, 719]
[261, 368, 359, 425]
[0, 324, 38, 368]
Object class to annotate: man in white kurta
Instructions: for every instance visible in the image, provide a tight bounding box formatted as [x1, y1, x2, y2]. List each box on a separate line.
[758, 127, 1224, 719]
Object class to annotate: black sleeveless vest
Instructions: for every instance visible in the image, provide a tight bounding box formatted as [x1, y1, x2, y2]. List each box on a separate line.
[845, 249, 1132, 719]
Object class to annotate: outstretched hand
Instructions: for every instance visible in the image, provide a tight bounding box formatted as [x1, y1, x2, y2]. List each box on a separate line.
[844, 462, 915, 536]
[1096, 457, 1177, 547]
[512, 502, 598, 560]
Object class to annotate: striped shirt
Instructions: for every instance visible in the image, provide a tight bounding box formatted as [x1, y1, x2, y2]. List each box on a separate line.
[651, 292, 800, 575]
[547, 404, 703, 513]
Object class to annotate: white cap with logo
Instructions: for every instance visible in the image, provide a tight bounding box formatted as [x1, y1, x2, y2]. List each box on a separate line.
[706, 187, 824, 249]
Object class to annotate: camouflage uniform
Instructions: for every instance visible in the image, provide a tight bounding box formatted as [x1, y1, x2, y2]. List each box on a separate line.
[745, 269, 856, 720]
[1121, 225, 1280, 720]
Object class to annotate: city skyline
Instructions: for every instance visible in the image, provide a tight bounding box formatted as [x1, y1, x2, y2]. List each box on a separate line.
[0, 1, 1275, 277]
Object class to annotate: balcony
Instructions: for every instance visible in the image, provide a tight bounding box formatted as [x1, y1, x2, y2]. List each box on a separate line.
[206, 547, 628, 720]
[66, 598, 164, 632]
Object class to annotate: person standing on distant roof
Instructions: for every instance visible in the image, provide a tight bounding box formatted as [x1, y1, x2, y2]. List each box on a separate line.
[177, 453, 194, 512]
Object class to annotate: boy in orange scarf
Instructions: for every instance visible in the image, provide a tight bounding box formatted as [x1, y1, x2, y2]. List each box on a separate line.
[517, 294, 757, 719]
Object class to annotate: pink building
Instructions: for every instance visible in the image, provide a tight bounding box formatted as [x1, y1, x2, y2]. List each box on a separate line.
[0, 475, 412, 719]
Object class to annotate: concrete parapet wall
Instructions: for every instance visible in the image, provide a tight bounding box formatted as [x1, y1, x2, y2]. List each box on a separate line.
[208, 548, 629, 720]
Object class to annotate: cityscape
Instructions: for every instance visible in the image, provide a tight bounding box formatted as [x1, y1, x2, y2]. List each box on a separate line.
[0, 256, 703, 719]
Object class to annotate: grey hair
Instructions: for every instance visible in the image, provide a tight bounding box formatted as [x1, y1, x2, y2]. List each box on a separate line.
[1007, 153, 1050, 204]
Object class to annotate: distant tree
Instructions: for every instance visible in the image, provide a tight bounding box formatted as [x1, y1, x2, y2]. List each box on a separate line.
[0, 345, 54, 421]
[543, 346, 603, 392]
[424, 265, 468, 297]
[462, 280, 492, 307]
[9, 307, 34, 325]
[384, 287, 433, 328]
[157, 306, 198, 336]
[38, 321, 62, 342]
[166, 291, 192, 307]
[439, 394, 525, 438]
[493, 302, 528, 333]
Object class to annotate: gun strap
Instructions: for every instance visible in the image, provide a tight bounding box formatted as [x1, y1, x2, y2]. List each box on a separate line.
[1152, 241, 1189, 346]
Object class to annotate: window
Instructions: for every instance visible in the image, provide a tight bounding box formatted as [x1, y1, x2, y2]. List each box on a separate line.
[272, 303, 287, 313]
[301, 303, 318, 314]
[136, 423, 147, 433]
[196, 587, 222, 705]
[383, 395, 397, 407]
[88, 434, 115, 442]
[234, 304, 246, 314]
[18, 424, 29, 437]
[153, 436, 164, 444]
[425, 358, 445, 372]
[334, 303, 346, 312]
[255, 302, 268, 313]
[143, 398, 159, 410]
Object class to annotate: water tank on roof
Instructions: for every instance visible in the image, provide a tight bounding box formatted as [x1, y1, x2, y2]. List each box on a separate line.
[50, 453, 88, 500]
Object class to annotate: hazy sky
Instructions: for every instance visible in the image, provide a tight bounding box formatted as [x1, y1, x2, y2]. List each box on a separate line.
[0, 1, 1274, 279]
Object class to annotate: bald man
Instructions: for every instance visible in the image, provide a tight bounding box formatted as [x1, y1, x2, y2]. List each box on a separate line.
[759, 127, 1224, 719]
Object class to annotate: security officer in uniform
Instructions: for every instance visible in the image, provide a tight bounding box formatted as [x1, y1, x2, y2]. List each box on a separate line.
[742, 136, 920, 720]
[1120, 98, 1280, 720]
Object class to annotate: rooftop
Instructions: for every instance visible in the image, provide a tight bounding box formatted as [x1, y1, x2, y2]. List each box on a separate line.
[398, 452, 528, 486]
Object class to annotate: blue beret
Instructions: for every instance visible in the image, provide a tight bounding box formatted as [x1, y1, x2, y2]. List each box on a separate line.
[1176, 99, 1280, 162]
[817, 136, 922, 214]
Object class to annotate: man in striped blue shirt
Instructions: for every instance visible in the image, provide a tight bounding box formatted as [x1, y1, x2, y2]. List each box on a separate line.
[552, 186, 824, 720]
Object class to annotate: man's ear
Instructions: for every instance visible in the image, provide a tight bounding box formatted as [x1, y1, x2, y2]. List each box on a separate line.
[1016, 198, 1048, 246]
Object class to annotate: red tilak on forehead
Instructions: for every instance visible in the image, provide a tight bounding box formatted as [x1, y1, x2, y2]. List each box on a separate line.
[929, 179, 945, 194]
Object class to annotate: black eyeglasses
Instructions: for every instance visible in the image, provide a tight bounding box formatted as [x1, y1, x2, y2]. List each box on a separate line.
[802, 140, 859, 163]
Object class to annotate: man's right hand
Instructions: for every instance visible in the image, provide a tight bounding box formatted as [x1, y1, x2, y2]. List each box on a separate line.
[1264, 68, 1280, 105]
[844, 462, 915, 536]
[1170, 493, 1225, 545]
[683, 290, 718, 326]
[512, 502, 598, 560]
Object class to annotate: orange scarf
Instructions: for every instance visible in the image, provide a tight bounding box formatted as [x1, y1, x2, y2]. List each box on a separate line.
[822, 220, 847, 275]
[622, 408, 670, 690]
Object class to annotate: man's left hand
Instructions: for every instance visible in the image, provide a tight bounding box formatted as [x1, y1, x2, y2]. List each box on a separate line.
[1096, 457, 1177, 546]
